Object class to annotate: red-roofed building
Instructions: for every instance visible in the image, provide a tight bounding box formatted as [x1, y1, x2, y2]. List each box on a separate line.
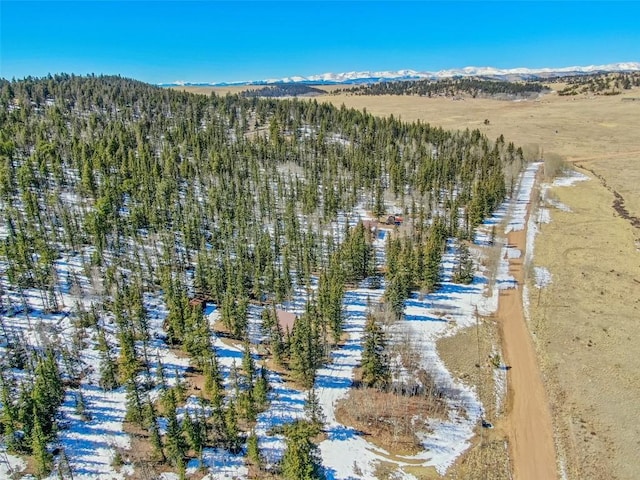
[386, 215, 403, 226]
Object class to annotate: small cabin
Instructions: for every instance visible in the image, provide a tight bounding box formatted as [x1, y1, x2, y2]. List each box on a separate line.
[386, 215, 403, 226]
[275, 309, 297, 334]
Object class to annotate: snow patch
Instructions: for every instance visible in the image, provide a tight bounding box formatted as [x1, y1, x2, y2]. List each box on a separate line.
[505, 163, 542, 233]
[523, 284, 532, 324]
[197, 449, 249, 479]
[546, 197, 572, 212]
[53, 386, 131, 480]
[533, 266, 552, 288]
[0, 448, 26, 478]
[506, 247, 522, 259]
[537, 207, 551, 224]
[496, 244, 518, 290]
[552, 170, 590, 188]
[492, 353, 507, 414]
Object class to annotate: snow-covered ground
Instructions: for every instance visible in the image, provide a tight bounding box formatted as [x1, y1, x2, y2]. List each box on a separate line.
[0, 447, 26, 478]
[54, 382, 132, 479]
[315, 162, 548, 479]
[316, 279, 387, 479]
[506, 162, 542, 234]
[0, 163, 558, 480]
[552, 170, 590, 188]
[313, 228, 490, 478]
[533, 267, 553, 289]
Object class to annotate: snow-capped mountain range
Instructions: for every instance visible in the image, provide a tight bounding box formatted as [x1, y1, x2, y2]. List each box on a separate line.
[161, 62, 640, 87]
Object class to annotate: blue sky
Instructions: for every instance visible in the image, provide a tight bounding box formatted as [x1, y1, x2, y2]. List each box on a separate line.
[1, 1, 639, 83]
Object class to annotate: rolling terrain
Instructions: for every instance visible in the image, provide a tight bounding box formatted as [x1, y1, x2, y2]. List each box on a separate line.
[314, 83, 640, 479]
[3, 72, 638, 479]
[0, 75, 529, 480]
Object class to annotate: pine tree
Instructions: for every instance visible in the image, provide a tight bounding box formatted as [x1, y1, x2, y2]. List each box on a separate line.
[452, 242, 474, 284]
[17, 384, 35, 452]
[241, 341, 255, 383]
[384, 273, 406, 320]
[422, 223, 445, 293]
[124, 378, 144, 425]
[57, 447, 74, 480]
[74, 390, 91, 421]
[303, 388, 325, 428]
[31, 407, 53, 477]
[144, 400, 165, 463]
[317, 263, 344, 344]
[155, 356, 167, 391]
[263, 306, 286, 366]
[203, 354, 223, 404]
[234, 295, 249, 339]
[224, 399, 242, 453]
[246, 430, 261, 469]
[289, 305, 322, 388]
[116, 326, 140, 384]
[30, 350, 64, 441]
[252, 366, 269, 411]
[164, 288, 189, 346]
[281, 421, 324, 480]
[209, 390, 226, 444]
[361, 314, 390, 390]
[237, 389, 256, 424]
[164, 390, 186, 467]
[182, 413, 204, 461]
[0, 371, 17, 448]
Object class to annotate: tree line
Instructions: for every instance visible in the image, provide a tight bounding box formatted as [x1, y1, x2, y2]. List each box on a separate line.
[334, 77, 545, 98]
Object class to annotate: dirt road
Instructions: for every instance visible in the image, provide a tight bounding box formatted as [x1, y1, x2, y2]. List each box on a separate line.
[497, 225, 558, 479]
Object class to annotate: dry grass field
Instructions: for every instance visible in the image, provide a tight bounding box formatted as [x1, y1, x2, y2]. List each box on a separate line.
[181, 84, 640, 479]
[529, 176, 640, 480]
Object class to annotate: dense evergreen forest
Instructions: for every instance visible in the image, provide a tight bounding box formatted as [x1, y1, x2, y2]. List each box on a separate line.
[334, 77, 545, 98]
[241, 84, 325, 98]
[0, 74, 525, 478]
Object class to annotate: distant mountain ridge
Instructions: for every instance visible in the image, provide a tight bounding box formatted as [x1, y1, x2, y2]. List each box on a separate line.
[160, 62, 640, 87]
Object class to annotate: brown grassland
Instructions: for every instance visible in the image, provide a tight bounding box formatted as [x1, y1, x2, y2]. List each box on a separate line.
[179, 84, 640, 479]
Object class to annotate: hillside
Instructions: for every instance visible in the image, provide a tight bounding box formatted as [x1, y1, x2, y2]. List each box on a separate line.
[240, 84, 325, 98]
[553, 72, 640, 96]
[0, 74, 527, 479]
[333, 78, 547, 99]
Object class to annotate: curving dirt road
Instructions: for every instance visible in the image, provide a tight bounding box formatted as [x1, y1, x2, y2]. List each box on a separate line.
[497, 214, 558, 478]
